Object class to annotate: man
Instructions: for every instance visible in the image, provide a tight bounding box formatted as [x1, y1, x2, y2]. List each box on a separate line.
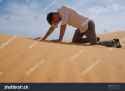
[39, 6, 97, 44]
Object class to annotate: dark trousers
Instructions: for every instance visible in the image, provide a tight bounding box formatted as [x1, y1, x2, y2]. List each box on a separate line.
[72, 20, 97, 44]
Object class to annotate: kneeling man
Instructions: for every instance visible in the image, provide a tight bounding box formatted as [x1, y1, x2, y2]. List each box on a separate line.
[40, 6, 97, 44]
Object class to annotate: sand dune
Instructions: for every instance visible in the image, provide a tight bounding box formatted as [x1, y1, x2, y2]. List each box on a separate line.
[0, 31, 125, 83]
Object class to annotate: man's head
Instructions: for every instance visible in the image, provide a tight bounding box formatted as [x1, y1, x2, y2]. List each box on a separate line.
[47, 12, 61, 26]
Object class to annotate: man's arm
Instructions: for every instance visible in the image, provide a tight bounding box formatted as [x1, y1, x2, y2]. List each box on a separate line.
[59, 24, 67, 41]
[41, 26, 55, 40]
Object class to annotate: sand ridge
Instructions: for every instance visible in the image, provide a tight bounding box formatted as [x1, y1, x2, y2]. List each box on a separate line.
[0, 31, 125, 83]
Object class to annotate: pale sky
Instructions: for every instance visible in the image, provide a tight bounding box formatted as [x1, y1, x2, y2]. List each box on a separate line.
[0, 0, 125, 41]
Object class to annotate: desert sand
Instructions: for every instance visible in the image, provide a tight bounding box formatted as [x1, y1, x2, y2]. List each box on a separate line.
[0, 31, 125, 83]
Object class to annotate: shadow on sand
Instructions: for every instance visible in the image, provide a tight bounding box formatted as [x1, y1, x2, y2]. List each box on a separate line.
[32, 38, 122, 48]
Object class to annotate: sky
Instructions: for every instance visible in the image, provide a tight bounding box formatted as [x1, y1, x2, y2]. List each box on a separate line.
[0, 0, 125, 41]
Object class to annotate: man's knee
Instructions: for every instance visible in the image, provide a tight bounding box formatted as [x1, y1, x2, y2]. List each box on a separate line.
[72, 29, 81, 43]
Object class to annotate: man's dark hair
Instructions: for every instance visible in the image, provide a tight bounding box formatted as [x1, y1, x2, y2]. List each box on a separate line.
[47, 12, 57, 25]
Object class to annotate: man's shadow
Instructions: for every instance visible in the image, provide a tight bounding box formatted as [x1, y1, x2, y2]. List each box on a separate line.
[33, 37, 122, 48]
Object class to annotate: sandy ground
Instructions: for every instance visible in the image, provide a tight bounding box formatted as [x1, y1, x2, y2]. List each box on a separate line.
[0, 31, 125, 83]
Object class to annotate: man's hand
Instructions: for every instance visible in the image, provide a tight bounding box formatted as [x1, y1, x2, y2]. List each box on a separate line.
[50, 39, 61, 42]
[42, 26, 55, 41]
[59, 24, 67, 41]
[39, 38, 45, 41]
[41, 37, 46, 41]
